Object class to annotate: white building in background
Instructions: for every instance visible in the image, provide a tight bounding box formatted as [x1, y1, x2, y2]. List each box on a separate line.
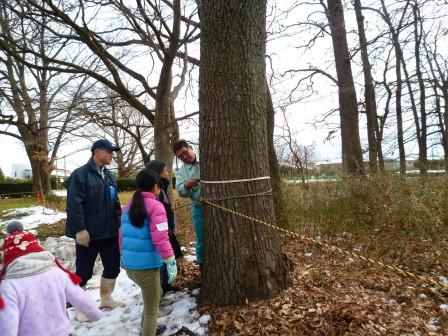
[8, 164, 72, 180]
[10, 164, 32, 179]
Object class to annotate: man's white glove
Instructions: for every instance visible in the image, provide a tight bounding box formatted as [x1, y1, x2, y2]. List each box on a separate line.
[76, 229, 90, 247]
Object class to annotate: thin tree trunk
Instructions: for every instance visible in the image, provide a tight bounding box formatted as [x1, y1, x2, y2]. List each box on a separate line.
[395, 44, 406, 176]
[326, 0, 364, 175]
[442, 84, 448, 171]
[413, 5, 427, 174]
[354, 0, 379, 174]
[376, 0, 410, 176]
[199, 0, 290, 306]
[266, 84, 288, 228]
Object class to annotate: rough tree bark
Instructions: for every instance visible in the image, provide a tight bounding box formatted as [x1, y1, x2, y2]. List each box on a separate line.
[325, 0, 364, 175]
[413, 4, 427, 174]
[354, 0, 381, 174]
[266, 84, 288, 228]
[153, 0, 180, 169]
[199, 0, 291, 306]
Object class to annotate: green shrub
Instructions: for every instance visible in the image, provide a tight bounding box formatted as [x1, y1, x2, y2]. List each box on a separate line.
[116, 178, 136, 191]
[0, 182, 34, 197]
[50, 175, 68, 189]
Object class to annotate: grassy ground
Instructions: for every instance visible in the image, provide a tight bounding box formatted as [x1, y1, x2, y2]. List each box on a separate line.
[283, 175, 448, 277]
[0, 197, 36, 212]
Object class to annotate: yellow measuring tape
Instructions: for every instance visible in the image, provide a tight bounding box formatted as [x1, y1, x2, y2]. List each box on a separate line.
[202, 198, 447, 290]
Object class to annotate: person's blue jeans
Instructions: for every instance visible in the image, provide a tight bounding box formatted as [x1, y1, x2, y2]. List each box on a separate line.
[191, 204, 204, 264]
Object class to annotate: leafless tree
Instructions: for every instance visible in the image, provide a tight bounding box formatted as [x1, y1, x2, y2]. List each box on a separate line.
[1, 0, 199, 169]
[353, 0, 382, 174]
[279, 109, 315, 185]
[323, 0, 364, 175]
[0, 2, 92, 196]
[77, 90, 155, 177]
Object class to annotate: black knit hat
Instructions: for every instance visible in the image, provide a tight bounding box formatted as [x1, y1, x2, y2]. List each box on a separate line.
[146, 160, 166, 175]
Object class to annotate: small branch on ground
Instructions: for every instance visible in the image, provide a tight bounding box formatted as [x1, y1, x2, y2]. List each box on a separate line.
[171, 326, 199, 336]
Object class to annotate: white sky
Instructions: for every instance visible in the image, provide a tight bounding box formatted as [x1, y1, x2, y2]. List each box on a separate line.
[1, 0, 447, 176]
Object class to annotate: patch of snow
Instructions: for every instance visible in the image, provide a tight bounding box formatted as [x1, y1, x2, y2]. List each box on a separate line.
[426, 318, 439, 331]
[69, 271, 209, 335]
[1, 206, 66, 232]
[438, 276, 448, 286]
[440, 304, 448, 311]
[1, 205, 210, 334]
[52, 190, 67, 197]
[304, 252, 313, 257]
[183, 246, 197, 263]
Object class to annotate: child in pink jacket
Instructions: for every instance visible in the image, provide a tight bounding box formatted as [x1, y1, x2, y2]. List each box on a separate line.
[120, 168, 176, 336]
[0, 221, 101, 336]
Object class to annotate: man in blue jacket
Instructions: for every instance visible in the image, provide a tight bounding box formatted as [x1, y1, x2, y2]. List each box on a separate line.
[66, 139, 123, 319]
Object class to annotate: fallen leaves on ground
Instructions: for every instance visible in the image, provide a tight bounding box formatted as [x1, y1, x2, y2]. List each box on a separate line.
[196, 236, 447, 335]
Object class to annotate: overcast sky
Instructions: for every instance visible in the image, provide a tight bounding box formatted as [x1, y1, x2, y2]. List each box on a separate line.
[1, 0, 446, 176]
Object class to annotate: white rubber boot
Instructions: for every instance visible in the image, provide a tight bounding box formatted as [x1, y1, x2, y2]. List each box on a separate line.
[99, 277, 124, 309]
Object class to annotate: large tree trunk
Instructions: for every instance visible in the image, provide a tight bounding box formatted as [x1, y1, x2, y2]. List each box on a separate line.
[326, 0, 364, 175]
[354, 0, 379, 175]
[154, 79, 174, 169]
[24, 139, 52, 197]
[199, 0, 290, 306]
[266, 84, 288, 228]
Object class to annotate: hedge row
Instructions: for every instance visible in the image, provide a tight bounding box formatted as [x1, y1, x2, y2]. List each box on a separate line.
[62, 178, 137, 192]
[0, 182, 33, 196]
[0, 177, 152, 196]
[116, 178, 136, 192]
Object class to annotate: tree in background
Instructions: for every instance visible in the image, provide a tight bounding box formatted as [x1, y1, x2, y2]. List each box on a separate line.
[279, 109, 316, 185]
[77, 89, 155, 176]
[0, 3, 91, 196]
[8, 0, 199, 169]
[354, 0, 382, 174]
[323, 0, 364, 175]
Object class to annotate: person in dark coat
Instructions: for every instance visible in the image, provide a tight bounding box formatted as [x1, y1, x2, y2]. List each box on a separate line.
[147, 160, 183, 293]
[66, 139, 123, 321]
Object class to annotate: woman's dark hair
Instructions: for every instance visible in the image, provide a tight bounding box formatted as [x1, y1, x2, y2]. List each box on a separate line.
[129, 168, 159, 228]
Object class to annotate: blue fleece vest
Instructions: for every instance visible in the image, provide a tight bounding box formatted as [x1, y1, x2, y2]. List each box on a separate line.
[121, 208, 163, 270]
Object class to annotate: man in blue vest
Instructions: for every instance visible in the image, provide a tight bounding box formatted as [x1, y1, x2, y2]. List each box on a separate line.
[66, 139, 123, 320]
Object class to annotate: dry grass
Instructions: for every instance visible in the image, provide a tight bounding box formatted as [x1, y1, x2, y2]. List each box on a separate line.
[284, 175, 448, 278]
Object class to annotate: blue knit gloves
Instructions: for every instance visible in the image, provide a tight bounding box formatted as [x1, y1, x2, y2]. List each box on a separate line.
[163, 256, 177, 282]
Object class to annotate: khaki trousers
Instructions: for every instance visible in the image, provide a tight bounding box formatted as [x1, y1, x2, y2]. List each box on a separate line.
[126, 268, 161, 336]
